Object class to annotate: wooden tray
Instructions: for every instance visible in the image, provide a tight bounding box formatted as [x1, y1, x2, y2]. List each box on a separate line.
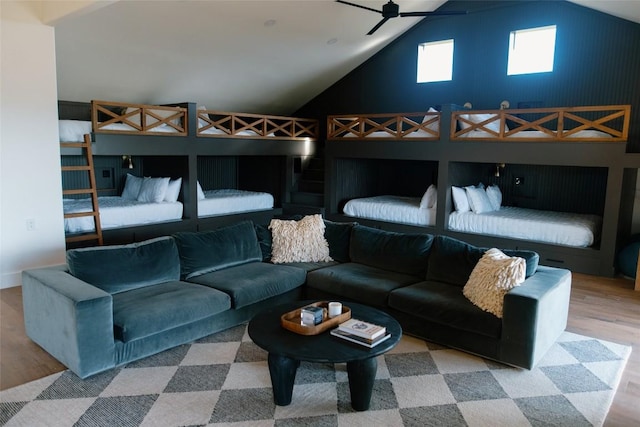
[281, 301, 351, 335]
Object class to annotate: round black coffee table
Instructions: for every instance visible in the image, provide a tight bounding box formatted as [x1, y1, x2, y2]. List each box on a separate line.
[248, 300, 402, 411]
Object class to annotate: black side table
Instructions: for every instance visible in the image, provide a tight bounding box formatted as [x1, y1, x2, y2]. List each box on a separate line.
[248, 300, 402, 411]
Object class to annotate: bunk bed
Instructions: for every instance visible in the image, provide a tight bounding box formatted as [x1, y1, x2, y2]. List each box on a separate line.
[58, 100, 319, 244]
[342, 185, 438, 227]
[325, 104, 631, 275]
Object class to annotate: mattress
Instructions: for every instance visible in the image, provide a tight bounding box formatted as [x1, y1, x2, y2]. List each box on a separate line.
[64, 197, 183, 233]
[343, 195, 436, 226]
[59, 119, 181, 142]
[199, 127, 276, 137]
[448, 206, 602, 247]
[456, 129, 612, 139]
[341, 129, 437, 139]
[198, 189, 274, 217]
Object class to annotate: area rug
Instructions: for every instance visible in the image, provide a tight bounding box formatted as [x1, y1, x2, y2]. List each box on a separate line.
[0, 325, 630, 427]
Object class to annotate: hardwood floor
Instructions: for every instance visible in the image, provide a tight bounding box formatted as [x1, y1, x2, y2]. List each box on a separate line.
[1, 273, 639, 425]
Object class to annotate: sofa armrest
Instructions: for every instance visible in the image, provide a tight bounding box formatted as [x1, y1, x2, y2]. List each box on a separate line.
[22, 266, 116, 378]
[499, 265, 572, 369]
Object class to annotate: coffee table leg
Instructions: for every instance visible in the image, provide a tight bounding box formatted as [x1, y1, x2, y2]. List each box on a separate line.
[267, 353, 300, 406]
[346, 357, 377, 411]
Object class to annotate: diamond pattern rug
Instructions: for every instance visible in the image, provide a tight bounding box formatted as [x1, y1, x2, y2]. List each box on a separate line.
[0, 325, 630, 427]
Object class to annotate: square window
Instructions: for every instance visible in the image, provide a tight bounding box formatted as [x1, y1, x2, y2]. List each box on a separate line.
[507, 25, 557, 76]
[417, 39, 454, 83]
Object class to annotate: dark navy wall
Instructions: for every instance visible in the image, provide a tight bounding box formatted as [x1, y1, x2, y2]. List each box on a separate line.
[296, 0, 640, 150]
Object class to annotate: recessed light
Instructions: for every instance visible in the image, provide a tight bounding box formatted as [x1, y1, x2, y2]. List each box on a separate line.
[327, 38, 338, 45]
[264, 19, 276, 27]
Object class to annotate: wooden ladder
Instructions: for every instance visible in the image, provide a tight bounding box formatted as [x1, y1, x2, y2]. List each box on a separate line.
[61, 134, 103, 245]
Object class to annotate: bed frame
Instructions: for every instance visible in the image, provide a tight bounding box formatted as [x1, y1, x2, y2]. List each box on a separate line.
[59, 100, 319, 246]
[324, 104, 633, 277]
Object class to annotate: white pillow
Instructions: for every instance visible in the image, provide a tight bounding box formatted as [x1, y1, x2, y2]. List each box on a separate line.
[451, 186, 470, 212]
[197, 105, 209, 129]
[269, 214, 333, 263]
[421, 107, 440, 132]
[137, 177, 170, 203]
[59, 119, 92, 142]
[121, 173, 144, 200]
[164, 177, 182, 203]
[465, 186, 494, 214]
[486, 185, 502, 211]
[197, 181, 206, 200]
[459, 113, 508, 133]
[463, 248, 526, 318]
[420, 184, 437, 209]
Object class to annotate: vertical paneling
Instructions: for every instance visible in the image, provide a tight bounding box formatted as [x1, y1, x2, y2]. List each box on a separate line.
[61, 155, 143, 198]
[451, 161, 607, 215]
[295, 1, 640, 150]
[334, 158, 438, 211]
[197, 157, 238, 190]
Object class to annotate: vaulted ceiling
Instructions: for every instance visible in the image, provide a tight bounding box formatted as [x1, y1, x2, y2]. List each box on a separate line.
[50, 1, 640, 116]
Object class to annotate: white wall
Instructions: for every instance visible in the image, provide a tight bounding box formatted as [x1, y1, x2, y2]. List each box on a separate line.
[1, 2, 66, 289]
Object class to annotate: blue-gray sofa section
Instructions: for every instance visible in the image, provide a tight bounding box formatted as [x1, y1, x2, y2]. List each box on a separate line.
[21, 219, 571, 379]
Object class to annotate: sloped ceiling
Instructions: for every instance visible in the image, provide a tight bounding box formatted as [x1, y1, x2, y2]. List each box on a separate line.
[52, 0, 640, 115]
[54, 0, 448, 115]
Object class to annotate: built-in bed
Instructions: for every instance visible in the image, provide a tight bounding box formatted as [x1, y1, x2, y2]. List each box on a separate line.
[327, 104, 630, 249]
[59, 100, 318, 243]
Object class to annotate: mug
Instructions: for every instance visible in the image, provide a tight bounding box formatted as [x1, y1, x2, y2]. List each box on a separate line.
[328, 302, 342, 318]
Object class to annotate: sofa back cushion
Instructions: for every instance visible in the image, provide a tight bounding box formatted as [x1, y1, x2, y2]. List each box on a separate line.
[173, 220, 262, 279]
[324, 220, 357, 263]
[66, 236, 180, 294]
[426, 235, 539, 287]
[349, 225, 434, 277]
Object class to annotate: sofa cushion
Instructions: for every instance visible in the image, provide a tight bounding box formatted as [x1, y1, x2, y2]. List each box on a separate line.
[254, 219, 356, 263]
[388, 280, 502, 338]
[349, 225, 434, 277]
[173, 221, 262, 279]
[324, 220, 357, 263]
[269, 214, 332, 263]
[66, 236, 180, 294]
[187, 262, 306, 309]
[112, 281, 231, 342]
[426, 235, 539, 287]
[306, 262, 421, 307]
[254, 223, 272, 261]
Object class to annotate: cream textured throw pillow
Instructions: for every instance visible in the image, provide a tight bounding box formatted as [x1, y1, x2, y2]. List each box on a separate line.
[269, 214, 333, 263]
[463, 248, 526, 318]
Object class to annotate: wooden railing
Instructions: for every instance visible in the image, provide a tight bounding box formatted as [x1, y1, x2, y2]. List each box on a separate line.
[451, 105, 630, 142]
[327, 112, 440, 140]
[92, 100, 188, 136]
[198, 110, 319, 139]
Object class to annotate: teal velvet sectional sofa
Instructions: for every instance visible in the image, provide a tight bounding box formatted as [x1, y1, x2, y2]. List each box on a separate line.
[21, 219, 571, 379]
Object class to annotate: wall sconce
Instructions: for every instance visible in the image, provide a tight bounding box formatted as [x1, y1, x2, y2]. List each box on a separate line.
[122, 155, 134, 169]
[500, 100, 510, 110]
[494, 163, 506, 177]
[463, 102, 473, 109]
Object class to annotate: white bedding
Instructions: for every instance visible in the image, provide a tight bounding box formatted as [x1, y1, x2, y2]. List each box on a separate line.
[64, 197, 183, 233]
[59, 119, 181, 142]
[448, 206, 602, 247]
[198, 189, 274, 217]
[456, 129, 612, 139]
[199, 127, 276, 137]
[343, 195, 436, 226]
[341, 129, 437, 139]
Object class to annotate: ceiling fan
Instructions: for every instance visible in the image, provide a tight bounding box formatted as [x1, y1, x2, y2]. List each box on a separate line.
[336, 0, 467, 35]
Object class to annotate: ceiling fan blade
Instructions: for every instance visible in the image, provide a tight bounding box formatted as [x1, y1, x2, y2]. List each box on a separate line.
[336, 0, 381, 14]
[400, 10, 468, 17]
[367, 17, 390, 35]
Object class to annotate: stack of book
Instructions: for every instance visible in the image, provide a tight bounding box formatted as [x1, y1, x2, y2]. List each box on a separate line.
[330, 318, 391, 348]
